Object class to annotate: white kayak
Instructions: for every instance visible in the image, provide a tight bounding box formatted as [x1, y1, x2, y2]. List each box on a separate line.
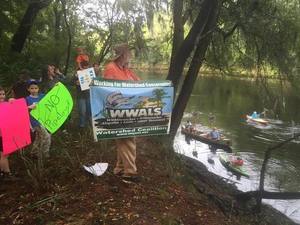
[246, 115, 268, 125]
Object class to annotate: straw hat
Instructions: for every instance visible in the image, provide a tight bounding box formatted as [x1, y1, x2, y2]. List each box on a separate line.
[111, 43, 131, 61]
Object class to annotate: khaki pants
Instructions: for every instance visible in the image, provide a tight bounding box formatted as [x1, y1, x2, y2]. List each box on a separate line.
[114, 138, 137, 175]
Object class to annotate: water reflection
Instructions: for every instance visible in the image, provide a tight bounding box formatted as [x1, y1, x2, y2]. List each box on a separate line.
[175, 116, 300, 224]
[139, 72, 300, 223]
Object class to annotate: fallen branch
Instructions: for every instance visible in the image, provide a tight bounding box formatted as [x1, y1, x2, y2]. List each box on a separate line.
[257, 132, 300, 210]
[27, 191, 71, 209]
[237, 191, 300, 201]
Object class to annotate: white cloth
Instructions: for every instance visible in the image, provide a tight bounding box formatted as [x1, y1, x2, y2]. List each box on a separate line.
[83, 163, 108, 176]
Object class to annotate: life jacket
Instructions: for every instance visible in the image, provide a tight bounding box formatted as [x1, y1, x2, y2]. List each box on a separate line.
[231, 159, 244, 166]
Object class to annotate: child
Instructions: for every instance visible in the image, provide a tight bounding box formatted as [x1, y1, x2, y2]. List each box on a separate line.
[25, 80, 51, 158]
[0, 86, 14, 179]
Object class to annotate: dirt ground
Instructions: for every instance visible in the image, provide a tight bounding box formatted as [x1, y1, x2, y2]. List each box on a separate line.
[0, 126, 296, 225]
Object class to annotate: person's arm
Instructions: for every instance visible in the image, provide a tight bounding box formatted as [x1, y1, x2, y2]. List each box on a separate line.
[103, 63, 117, 80]
[28, 104, 36, 109]
[55, 69, 66, 80]
[58, 73, 66, 81]
[26, 97, 36, 110]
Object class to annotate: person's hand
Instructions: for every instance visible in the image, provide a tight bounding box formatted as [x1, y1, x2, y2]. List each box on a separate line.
[28, 103, 36, 109]
[55, 68, 61, 74]
[8, 98, 15, 102]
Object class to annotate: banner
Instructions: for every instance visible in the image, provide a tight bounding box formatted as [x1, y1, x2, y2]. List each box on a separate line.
[30, 82, 73, 133]
[0, 99, 31, 155]
[77, 68, 96, 90]
[90, 79, 174, 140]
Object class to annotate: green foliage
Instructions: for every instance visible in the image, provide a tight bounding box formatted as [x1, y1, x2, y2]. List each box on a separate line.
[0, 0, 300, 87]
[206, 0, 300, 79]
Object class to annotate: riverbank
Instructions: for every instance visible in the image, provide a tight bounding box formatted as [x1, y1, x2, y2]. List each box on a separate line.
[131, 63, 286, 80]
[0, 126, 297, 225]
[181, 155, 297, 225]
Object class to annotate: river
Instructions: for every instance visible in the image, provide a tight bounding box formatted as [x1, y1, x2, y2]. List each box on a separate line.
[140, 71, 300, 224]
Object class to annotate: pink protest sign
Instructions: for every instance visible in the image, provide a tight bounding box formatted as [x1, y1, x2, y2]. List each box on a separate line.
[0, 99, 31, 155]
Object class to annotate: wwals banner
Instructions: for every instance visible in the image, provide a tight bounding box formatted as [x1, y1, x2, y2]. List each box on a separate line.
[30, 82, 73, 133]
[0, 99, 31, 155]
[90, 79, 174, 140]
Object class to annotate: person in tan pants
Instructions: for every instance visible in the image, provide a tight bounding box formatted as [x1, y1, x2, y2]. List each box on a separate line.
[114, 138, 137, 175]
[103, 43, 140, 183]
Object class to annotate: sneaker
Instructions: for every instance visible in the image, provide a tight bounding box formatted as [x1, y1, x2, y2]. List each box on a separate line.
[121, 175, 142, 184]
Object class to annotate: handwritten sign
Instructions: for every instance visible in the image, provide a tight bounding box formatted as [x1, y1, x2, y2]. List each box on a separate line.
[30, 82, 73, 133]
[77, 68, 96, 90]
[0, 99, 31, 155]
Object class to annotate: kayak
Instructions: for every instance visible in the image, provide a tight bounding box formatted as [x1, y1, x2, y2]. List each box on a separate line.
[246, 115, 268, 125]
[181, 126, 232, 152]
[218, 153, 249, 178]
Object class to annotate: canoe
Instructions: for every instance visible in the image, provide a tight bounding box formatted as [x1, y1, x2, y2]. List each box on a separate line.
[246, 115, 268, 125]
[181, 127, 232, 152]
[218, 153, 249, 178]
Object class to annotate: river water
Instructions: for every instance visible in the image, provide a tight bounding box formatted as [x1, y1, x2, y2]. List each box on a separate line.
[140, 72, 300, 223]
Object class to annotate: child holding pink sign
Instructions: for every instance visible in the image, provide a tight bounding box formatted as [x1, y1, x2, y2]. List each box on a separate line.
[0, 86, 14, 180]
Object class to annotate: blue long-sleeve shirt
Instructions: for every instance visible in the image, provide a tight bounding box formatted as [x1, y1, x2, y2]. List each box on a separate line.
[26, 94, 45, 128]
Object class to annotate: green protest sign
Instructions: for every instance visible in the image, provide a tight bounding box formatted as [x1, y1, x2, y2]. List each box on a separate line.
[30, 82, 73, 133]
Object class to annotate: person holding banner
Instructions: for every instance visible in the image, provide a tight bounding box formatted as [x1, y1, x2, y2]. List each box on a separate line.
[26, 80, 51, 158]
[103, 43, 141, 183]
[0, 87, 13, 180]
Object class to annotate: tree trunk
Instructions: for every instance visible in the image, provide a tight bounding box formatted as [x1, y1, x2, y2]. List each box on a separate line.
[61, 0, 71, 76]
[167, 0, 216, 90]
[10, 1, 51, 53]
[170, 0, 184, 67]
[53, 1, 62, 65]
[169, 0, 219, 138]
